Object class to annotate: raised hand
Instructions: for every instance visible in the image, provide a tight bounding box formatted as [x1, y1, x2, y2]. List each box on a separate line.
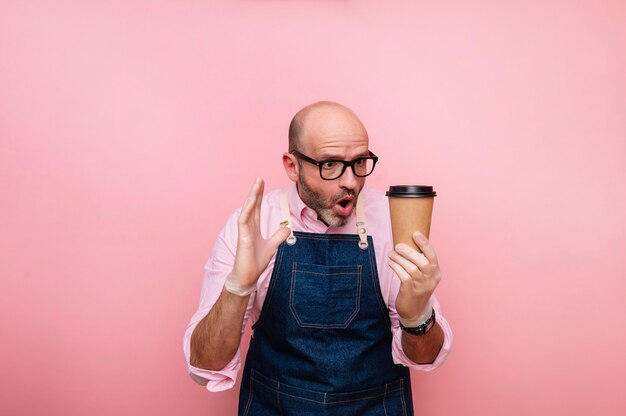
[227, 177, 291, 293]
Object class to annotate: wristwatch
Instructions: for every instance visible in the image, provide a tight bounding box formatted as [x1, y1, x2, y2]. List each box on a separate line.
[399, 308, 436, 336]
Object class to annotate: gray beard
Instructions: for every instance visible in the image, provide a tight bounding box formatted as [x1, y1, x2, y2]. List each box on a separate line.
[298, 172, 356, 228]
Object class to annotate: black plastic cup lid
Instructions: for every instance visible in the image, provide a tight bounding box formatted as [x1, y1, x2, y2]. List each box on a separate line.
[386, 185, 437, 198]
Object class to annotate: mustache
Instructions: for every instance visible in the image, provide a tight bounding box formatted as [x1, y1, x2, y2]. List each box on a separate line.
[332, 190, 356, 203]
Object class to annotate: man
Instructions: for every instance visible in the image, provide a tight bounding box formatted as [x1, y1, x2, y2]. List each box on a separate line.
[184, 102, 452, 415]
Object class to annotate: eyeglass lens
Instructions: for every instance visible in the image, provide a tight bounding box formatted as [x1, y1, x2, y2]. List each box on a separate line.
[321, 158, 375, 180]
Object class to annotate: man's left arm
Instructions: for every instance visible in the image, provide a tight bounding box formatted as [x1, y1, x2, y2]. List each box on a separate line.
[400, 320, 445, 364]
[387, 231, 447, 364]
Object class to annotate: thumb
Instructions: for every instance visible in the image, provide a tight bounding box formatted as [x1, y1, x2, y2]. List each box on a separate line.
[268, 226, 291, 250]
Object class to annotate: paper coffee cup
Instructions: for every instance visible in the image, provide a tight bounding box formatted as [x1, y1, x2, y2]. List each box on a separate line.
[386, 185, 437, 252]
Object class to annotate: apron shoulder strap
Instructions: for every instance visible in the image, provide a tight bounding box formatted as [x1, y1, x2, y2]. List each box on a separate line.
[356, 194, 369, 250]
[279, 190, 297, 245]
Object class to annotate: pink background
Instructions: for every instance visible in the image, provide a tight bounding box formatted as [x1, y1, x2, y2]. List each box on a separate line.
[1, 1, 625, 415]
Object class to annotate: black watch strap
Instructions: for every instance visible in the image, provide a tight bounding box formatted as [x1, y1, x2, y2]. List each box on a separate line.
[399, 308, 436, 336]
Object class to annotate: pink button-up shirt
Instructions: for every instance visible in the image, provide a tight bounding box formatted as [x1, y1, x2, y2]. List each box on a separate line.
[183, 184, 453, 392]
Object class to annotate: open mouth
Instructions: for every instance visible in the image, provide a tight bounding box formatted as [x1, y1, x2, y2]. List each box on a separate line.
[335, 196, 355, 216]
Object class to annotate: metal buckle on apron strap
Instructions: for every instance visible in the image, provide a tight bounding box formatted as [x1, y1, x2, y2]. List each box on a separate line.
[280, 220, 297, 245]
[357, 221, 368, 250]
[280, 205, 297, 246]
[355, 194, 368, 250]
[279, 192, 297, 245]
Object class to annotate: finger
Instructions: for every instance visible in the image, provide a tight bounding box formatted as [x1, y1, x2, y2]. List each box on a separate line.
[253, 178, 264, 224]
[392, 245, 429, 274]
[412, 231, 439, 265]
[238, 178, 260, 225]
[255, 177, 264, 212]
[387, 257, 411, 283]
[388, 249, 423, 279]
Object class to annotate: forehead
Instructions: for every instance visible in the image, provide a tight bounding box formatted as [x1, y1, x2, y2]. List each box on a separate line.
[299, 105, 369, 157]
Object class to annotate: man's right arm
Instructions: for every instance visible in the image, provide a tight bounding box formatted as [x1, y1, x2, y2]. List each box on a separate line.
[187, 178, 290, 375]
[190, 286, 250, 370]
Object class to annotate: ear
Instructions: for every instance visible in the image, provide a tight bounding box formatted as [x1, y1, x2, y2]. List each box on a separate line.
[282, 153, 299, 182]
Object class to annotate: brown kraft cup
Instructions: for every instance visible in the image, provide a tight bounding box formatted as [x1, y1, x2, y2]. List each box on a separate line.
[386, 185, 437, 252]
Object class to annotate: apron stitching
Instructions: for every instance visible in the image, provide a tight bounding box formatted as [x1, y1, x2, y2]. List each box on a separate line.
[243, 370, 255, 416]
[383, 382, 389, 416]
[400, 378, 407, 416]
[355, 264, 363, 322]
[248, 378, 327, 404]
[323, 391, 404, 404]
[251, 371, 404, 403]
[294, 271, 359, 276]
[367, 238, 390, 317]
[277, 381, 283, 415]
[288, 263, 300, 327]
[289, 263, 362, 329]
[292, 233, 361, 242]
[253, 369, 403, 396]
[252, 243, 285, 330]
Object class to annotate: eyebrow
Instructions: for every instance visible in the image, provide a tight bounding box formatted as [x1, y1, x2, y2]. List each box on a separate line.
[318, 151, 370, 160]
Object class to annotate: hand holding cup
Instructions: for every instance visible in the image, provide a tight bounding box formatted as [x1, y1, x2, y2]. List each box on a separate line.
[388, 231, 442, 323]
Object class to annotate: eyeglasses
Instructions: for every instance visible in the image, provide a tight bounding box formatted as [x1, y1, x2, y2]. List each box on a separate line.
[291, 150, 379, 180]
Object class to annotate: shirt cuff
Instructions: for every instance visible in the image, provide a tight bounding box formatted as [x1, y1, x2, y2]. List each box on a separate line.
[187, 357, 241, 392]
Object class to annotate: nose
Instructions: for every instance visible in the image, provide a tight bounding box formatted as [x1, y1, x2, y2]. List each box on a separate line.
[338, 164, 358, 190]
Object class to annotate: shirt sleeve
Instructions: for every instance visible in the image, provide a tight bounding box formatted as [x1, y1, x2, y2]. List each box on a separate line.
[182, 210, 255, 392]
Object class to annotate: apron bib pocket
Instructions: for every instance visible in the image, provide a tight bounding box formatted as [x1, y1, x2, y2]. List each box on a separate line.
[289, 262, 362, 329]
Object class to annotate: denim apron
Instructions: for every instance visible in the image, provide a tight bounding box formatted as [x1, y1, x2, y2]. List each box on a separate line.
[239, 191, 413, 415]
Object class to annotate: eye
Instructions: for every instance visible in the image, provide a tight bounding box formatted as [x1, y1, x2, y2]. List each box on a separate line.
[321, 161, 338, 170]
[354, 159, 365, 167]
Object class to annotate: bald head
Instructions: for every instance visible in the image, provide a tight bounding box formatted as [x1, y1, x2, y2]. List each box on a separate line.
[282, 101, 370, 227]
[288, 101, 368, 153]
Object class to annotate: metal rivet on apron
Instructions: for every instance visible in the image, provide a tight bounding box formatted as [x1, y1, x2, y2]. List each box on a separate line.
[287, 235, 297, 245]
[358, 241, 369, 250]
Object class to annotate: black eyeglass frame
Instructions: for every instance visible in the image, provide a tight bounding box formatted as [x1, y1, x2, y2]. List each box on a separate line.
[291, 150, 379, 180]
